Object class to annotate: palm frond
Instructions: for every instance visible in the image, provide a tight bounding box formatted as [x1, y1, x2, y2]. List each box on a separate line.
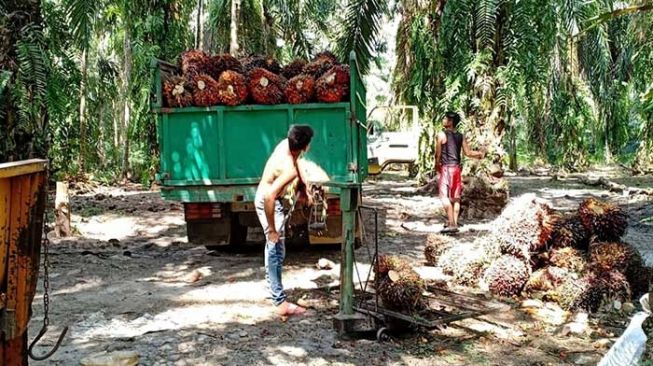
[66, 0, 99, 47]
[335, 0, 387, 74]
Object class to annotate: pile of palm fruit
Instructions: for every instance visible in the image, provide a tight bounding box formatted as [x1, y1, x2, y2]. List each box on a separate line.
[375, 255, 426, 312]
[426, 195, 652, 313]
[162, 50, 350, 108]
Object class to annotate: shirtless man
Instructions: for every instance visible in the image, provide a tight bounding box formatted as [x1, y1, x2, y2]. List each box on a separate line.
[255, 125, 314, 317]
[435, 112, 486, 233]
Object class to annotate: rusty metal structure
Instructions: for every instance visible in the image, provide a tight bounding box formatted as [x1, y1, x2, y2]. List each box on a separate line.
[0, 159, 53, 365]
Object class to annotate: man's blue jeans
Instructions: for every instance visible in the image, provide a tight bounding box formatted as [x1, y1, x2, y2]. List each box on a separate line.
[255, 192, 287, 306]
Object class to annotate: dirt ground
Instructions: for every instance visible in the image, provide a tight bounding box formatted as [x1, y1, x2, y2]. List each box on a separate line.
[28, 168, 653, 366]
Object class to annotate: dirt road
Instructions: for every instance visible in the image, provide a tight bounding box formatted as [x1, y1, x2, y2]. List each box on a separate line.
[28, 170, 652, 365]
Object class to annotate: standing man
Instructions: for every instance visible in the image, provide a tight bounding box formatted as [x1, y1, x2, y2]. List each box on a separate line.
[255, 125, 313, 317]
[435, 112, 486, 233]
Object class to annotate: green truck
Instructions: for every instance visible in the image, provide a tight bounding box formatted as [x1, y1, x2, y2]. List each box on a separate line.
[151, 52, 368, 248]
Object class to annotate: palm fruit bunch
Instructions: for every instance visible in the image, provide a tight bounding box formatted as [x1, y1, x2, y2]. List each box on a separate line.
[492, 195, 545, 262]
[285, 75, 315, 104]
[180, 49, 210, 76]
[595, 270, 631, 305]
[241, 55, 281, 74]
[281, 58, 307, 79]
[316, 65, 350, 103]
[190, 74, 220, 106]
[163, 75, 193, 108]
[590, 241, 652, 298]
[304, 51, 338, 78]
[375, 255, 425, 312]
[537, 205, 561, 250]
[218, 54, 244, 74]
[451, 256, 486, 287]
[483, 255, 530, 297]
[548, 247, 587, 274]
[216, 70, 248, 106]
[589, 241, 638, 272]
[549, 214, 590, 250]
[249, 68, 287, 105]
[424, 233, 453, 266]
[548, 274, 602, 311]
[438, 245, 470, 276]
[524, 266, 571, 294]
[578, 197, 628, 241]
[474, 234, 502, 263]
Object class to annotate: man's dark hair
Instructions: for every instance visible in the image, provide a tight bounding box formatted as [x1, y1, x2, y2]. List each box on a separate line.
[288, 125, 314, 151]
[445, 111, 461, 128]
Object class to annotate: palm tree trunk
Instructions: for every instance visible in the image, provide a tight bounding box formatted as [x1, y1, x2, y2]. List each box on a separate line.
[78, 48, 88, 175]
[98, 101, 107, 167]
[121, 27, 132, 180]
[195, 0, 203, 49]
[230, 0, 240, 54]
[112, 99, 119, 148]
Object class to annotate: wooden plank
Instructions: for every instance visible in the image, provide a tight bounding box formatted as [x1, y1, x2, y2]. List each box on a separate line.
[0, 159, 47, 179]
[0, 178, 10, 290]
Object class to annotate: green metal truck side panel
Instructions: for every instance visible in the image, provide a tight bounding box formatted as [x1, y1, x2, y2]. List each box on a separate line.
[152, 53, 367, 203]
[222, 108, 289, 180]
[160, 112, 221, 183]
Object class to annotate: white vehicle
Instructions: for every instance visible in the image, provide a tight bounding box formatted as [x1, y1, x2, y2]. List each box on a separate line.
[367, 105, 420, 175]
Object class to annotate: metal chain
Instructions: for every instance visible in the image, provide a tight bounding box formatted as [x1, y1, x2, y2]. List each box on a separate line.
[28, 184, 68, 361]
[41, 196, 51, 328]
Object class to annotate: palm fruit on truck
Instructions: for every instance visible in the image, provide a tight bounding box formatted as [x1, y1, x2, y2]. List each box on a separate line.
[249, 67, 287, 105]
[375, 255, 426, 312]
[578, 197, 628, 241]
[241, 55, 281, 74]
[483, 255, 530, 297]
[285, 74, 315, 104]
[303, 51, 338, 78]
[191, 74, 220, 107]
[281, 59, 308, 79]
[216, 70, 248, 106]
[180, 49, 210, 76]
[218, 54, 245, 74]
[316, 65, 350, 103]
[163, 75, 193, 108]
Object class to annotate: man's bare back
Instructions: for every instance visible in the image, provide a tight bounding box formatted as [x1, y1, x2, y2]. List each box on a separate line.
[257, 138, 298, 197]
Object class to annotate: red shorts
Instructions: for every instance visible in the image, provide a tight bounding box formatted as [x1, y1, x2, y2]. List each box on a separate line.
[438, 165, 462, 200]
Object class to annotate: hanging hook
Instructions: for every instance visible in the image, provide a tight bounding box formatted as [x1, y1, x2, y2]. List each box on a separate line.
[28, 324, 68, 361]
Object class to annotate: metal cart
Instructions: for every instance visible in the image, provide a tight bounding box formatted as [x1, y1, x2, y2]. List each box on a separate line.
[324, 181, 507, 340]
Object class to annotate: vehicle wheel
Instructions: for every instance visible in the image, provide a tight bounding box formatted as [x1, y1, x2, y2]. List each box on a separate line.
[229, 214, 248, 245]
[376, 327, 390, 342]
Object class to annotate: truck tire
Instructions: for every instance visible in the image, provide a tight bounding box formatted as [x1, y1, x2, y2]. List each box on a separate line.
[229, 215, 248, 246]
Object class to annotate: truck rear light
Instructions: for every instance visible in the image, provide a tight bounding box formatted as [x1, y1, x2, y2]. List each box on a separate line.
[326, 198, 341, 216]
[184, 203, 222, 220]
